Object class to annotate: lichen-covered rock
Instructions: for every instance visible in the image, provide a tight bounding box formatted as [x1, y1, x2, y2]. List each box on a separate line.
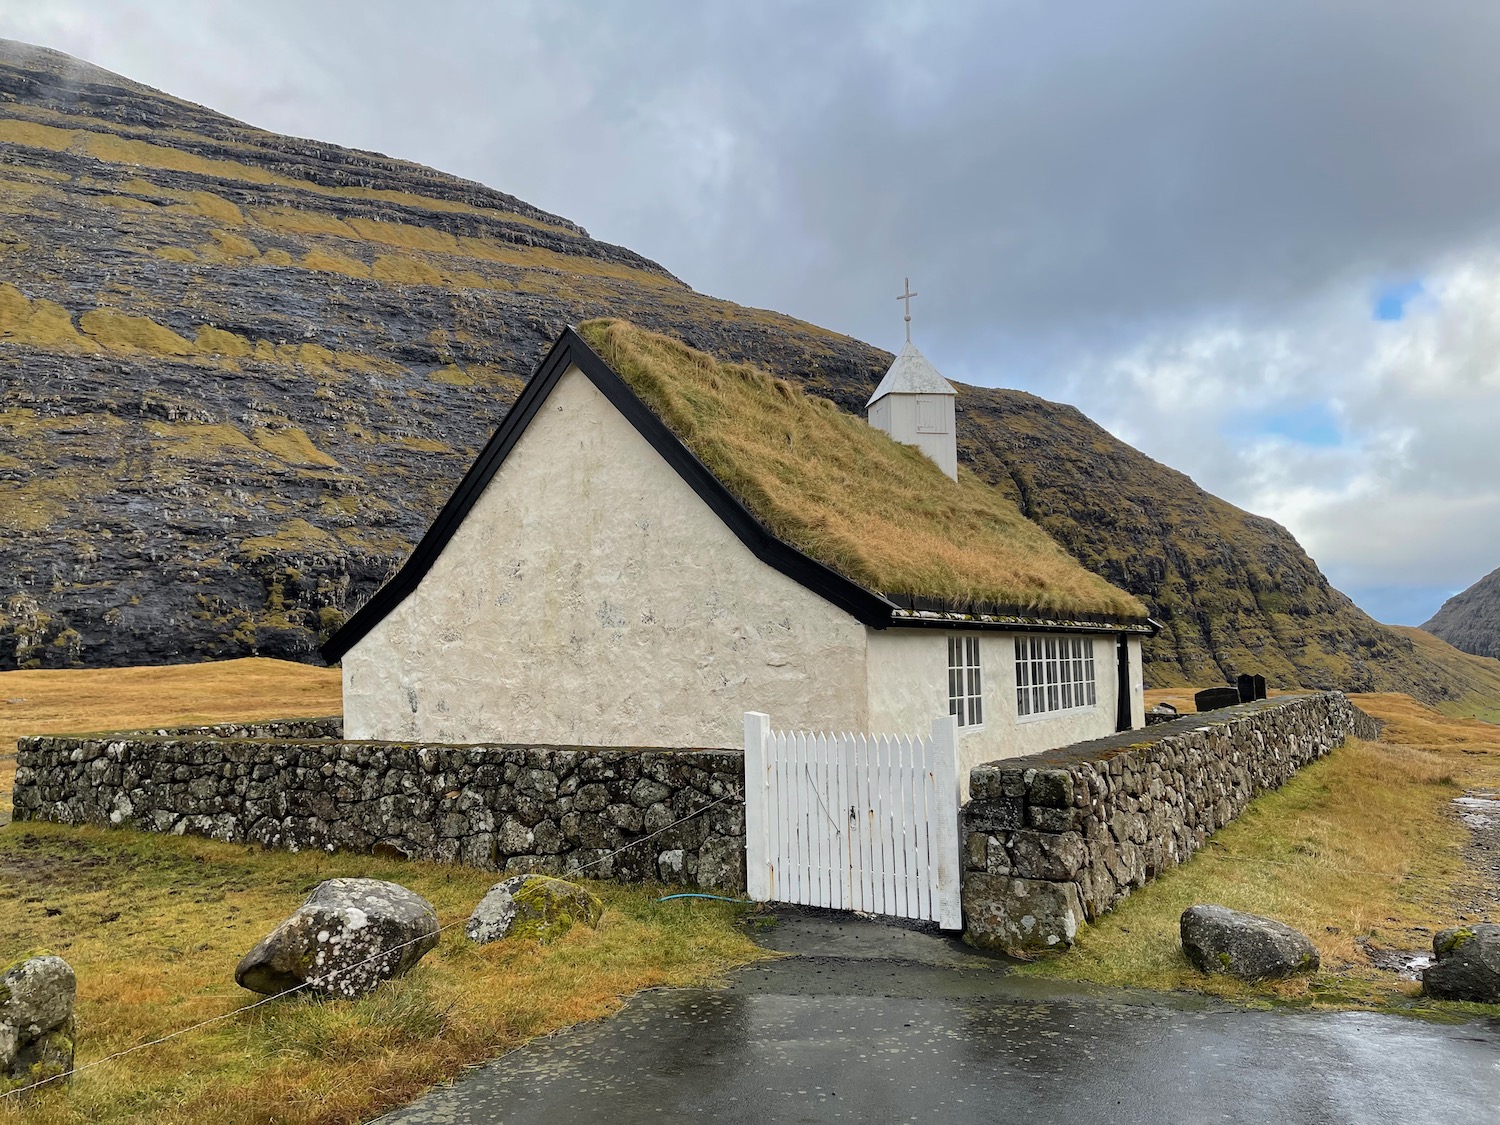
[235, 878, 440, 999]
[1, 954, 76, 1094]
[1180, 904, 1320, 980]
[1422, 924, 1500, 1003]
[466, 875, 603, 945]
[962, 873, 1085, 952]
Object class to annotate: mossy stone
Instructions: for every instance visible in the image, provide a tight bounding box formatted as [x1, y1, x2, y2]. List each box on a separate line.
[466, 875, 603, 945]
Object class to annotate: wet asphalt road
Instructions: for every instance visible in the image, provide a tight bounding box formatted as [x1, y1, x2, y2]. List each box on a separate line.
[377, 912, 1500, 1125]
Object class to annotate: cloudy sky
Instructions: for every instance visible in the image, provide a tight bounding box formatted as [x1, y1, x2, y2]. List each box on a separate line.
[6, 0, 1500, 625]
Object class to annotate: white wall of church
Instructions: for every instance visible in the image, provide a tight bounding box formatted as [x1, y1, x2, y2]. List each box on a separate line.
[865, 628, 1134, 796]
[341, 365, 871, 748]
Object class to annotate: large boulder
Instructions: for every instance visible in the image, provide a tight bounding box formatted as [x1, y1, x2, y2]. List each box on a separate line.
[235, 878, 440, 1000]
[1180, 904, 1320, 980]
[466, 875, 603, 945]
[1422, 924, 1500, 1003]
[1, 954, 76, 1094]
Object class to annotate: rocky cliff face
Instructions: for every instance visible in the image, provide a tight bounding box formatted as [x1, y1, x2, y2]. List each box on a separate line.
[0, 39, 1494, 704]
[1424, 567, 1500, 661]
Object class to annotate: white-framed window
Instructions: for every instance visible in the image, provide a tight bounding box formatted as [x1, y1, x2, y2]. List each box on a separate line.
[1015, 636, 1097, 719]
[948, 635, 983, 728]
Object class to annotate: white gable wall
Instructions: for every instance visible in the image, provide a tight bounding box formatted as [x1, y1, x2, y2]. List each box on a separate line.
[342, 364, 871, 747]
[866, 628, 1137, 796]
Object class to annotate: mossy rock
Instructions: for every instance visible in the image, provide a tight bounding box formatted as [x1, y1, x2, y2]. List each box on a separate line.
[465, 875, 603, 945]
[1, 955, 76, 1093]
[1423, 924, 1500, 1003]
[1434, 927, 1475, 956]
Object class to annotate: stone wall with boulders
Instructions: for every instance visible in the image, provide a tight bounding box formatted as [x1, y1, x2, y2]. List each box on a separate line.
[11, 733, 746, 892]
[962, 692, 1377, 953]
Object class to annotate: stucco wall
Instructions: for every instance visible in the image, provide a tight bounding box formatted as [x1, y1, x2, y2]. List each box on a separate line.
[866, 629, 1129, 794]
[342, 365, 870, 747]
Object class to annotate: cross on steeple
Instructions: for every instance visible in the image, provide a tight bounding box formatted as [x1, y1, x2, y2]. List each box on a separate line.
[897, 277, 918, 342]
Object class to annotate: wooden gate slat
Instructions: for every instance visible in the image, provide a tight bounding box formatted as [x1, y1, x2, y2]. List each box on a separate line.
[898, 734, 917, 920]
[745, 714, 960, 930]
[864, 735, 876, 918]
[832, 733, 850, 912]
[914, 733, 935, 921]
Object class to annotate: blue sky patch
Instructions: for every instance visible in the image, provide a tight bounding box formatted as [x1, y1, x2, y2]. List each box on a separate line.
[1373, 279, 1424, 321]
[1235, 402, 1343, 447]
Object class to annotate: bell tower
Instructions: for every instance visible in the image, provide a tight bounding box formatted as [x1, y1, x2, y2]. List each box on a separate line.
[866, 278, 958, 480]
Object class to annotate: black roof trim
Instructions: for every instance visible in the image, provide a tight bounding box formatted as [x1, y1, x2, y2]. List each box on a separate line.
[320, 327, 897, 663]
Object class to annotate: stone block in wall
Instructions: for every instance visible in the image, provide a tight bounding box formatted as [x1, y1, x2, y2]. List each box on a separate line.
[1028, 769, 1074, 809]
[963, 873, 1085, 951]
[1027, 805, 1078, 832]
[1006, 829, 1088, 881]
[966, 798, 1023, 834]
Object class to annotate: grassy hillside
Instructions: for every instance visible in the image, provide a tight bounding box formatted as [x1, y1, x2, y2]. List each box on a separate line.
[1, 38, 1495, 708]
[0, 657, 341, 815]
[1391, 626, 1500, 723]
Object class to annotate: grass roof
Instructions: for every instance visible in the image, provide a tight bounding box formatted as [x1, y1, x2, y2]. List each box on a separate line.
[578, 319, 1146, 619]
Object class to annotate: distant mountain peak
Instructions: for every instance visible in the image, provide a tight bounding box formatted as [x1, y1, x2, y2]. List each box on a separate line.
[1424, 567, 1500, 660]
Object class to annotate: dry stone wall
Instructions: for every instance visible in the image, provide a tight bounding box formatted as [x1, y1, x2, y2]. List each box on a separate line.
[12, 733, 746, 892]
[962, 692, 1379, 953]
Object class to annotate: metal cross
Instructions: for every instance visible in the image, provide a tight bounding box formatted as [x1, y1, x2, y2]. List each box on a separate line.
[896, 277, 918, 342]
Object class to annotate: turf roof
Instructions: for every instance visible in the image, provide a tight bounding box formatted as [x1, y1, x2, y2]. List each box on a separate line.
[577, 318, 1146, 619]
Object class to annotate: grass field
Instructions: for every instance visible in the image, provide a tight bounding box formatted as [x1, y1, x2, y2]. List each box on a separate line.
[0, 825, 763, 1124]
[0, 658, 341, 814]
[1022, 692, 1500, 1015]
[0, 659, 762, 1123]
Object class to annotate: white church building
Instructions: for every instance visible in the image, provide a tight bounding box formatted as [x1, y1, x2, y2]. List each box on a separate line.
[324, 319, 1155, 785]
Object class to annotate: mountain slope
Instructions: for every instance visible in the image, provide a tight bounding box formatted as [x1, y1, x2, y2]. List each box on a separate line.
[1423, 566, 1500, 661]
[0, 39, 1494, 707]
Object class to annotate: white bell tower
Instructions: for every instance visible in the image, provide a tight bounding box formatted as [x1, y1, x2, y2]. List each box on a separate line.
[867, 278, 958, 480]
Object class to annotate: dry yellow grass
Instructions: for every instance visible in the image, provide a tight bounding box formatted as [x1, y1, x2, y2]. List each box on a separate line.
[579, 319, 1145, 617]
[0, 657, 759, 1122]
[0, 824, 763, 1124]
[1392, 625, 1500, 722]
[0, 658, 341, 814]
[1022, 692, 1500, 1012]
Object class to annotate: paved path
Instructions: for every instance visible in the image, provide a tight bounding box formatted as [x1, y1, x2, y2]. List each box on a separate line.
[379, 912, 1500, 1125]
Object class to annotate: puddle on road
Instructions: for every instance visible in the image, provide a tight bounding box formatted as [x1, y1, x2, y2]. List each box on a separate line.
[1454, 792, 1500, 830]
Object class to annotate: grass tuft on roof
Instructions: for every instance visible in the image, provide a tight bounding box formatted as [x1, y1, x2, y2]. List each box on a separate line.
[578, 319, 1146, 619]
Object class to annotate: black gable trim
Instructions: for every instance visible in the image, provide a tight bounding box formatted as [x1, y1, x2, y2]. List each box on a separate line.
[320, 327, 897, 664]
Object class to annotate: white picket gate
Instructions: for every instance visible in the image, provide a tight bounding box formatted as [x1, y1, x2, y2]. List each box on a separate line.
[742, 713, 963, 930]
